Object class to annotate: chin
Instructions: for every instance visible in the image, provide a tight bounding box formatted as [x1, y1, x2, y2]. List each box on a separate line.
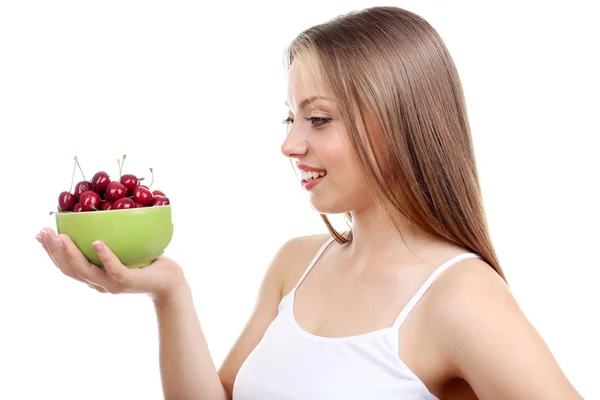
[308, 195, 353, 215]
[305, 178, 369, 215]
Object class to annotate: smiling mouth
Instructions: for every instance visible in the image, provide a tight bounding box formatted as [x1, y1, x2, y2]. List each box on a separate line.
[300, 170, 327, 183]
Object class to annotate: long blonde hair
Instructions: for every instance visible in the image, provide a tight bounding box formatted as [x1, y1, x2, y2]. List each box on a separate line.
[284, 6, 506, 281]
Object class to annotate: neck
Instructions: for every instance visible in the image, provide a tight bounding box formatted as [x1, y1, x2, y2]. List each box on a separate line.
[340, 204, 441, 265]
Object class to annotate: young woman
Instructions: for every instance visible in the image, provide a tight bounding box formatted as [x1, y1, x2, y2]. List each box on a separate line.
[36, 6, 582, 400]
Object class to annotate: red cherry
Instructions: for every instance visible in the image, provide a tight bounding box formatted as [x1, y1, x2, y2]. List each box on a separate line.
[80, 191, 101, 211]
[120, 174, 141, 194]
[151, 196, 170, 206]
[100, 200, 113, 210]
[133, 186, 153, 206]
[74, 181, 92, 200]
[58, 157, 80, 209]
[58, 191, 76, 211]
[113, 197, 135, 209]
[91, 171, 110, 194]
[105, 181, 128, 201]
[135, 202, 145, 208]
[152, 189, 165, 197]
[57, 156, 90, 208]
[73, 203, 83, 212]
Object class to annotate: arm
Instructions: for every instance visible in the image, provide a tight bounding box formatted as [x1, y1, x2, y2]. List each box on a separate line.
[154, 280, 229, 400]
[155, 234, 326, 400]
[432, 260, 583, 399]
[41, 226, 325, 399]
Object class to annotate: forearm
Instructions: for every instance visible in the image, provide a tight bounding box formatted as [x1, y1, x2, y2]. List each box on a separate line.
[153, 280, 228, 400]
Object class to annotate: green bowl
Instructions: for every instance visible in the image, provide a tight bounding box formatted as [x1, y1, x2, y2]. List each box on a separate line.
[55, 205, 174, 269]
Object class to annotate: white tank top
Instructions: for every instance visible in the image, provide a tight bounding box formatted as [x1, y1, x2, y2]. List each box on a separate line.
[233, 236, 482, 400]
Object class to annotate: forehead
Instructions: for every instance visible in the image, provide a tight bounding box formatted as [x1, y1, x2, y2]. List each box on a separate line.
[285, 58, 332, 110]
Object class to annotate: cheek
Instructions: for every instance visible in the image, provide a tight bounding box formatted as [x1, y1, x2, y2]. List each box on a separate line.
[321, 132, 360, 177]
[326, 135, 371, 195]
[307, 140, 374, 214]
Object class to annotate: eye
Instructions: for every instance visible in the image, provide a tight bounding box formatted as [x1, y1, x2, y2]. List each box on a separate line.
[304, 117, 332, 127]
[281, 117, 332, 127]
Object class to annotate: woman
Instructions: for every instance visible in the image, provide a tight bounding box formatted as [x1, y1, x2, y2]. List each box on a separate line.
[36, 6, 582, 400]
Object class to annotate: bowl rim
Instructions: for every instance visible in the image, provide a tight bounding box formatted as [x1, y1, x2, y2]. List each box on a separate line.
[55, 204, 171, 216]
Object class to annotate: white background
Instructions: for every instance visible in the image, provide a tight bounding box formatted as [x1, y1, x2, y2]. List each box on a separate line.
[1, 1, 598, 399]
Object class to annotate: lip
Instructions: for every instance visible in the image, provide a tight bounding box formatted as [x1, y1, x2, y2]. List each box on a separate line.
[301, 174, 326, 191]
[296, 164, 327, 173]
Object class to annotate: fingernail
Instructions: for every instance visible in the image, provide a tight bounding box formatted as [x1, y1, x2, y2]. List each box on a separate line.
[54, 236, 63, 247]
[35, 234, 44, 244]
[40, 230, 48, 239]
[92, 241, 103, 253]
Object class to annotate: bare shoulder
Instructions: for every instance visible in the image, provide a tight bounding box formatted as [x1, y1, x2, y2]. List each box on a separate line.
[428, 256, 508, 304]
[274, 232, 334, 296]
[255, 232, 332, 292]
[274, 232, 333, 262]
[425, 256, 514, 341]
[425, 257, 583, 399]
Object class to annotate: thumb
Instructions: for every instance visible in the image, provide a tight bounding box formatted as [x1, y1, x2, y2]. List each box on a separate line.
[92, 240, 129, 283]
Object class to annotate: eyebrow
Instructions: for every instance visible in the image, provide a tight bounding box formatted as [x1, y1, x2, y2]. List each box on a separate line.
[285, 95, 333, 110]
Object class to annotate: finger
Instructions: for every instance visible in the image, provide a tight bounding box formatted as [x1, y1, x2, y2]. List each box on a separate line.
[36, 232, 59, 269]
[87, 283, 107, 293]
[37, 230, 60, 268]
[38, 228, 88, 284]
[58, 234, 117, 291]
[92, 240, 132, 291]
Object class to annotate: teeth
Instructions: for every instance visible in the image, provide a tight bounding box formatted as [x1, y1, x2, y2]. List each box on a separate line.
[301, 170, 327, 182]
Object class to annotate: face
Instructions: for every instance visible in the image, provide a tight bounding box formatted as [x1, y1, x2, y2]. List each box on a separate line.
[281, 59, 374, 215]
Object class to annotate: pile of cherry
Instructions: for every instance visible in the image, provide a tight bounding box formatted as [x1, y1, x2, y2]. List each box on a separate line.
[56, 154, 170, 212]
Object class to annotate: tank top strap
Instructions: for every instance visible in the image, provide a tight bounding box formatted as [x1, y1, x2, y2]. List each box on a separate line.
[392, 252, 482, 330]
[290, 236, 336, 295]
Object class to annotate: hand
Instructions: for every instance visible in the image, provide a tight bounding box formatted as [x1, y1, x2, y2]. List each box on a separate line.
[36, 227, 187, 301]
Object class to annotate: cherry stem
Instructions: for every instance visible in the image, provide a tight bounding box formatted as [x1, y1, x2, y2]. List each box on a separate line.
[69, 156, 77, 192]
[121, 154, 126, 177]
[117, 159, 122, 179]
[74, 156, 86, 182]
[149, 168, 154, 188]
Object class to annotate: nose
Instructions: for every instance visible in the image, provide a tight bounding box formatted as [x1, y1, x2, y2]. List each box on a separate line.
[280, 124, 308, 158]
